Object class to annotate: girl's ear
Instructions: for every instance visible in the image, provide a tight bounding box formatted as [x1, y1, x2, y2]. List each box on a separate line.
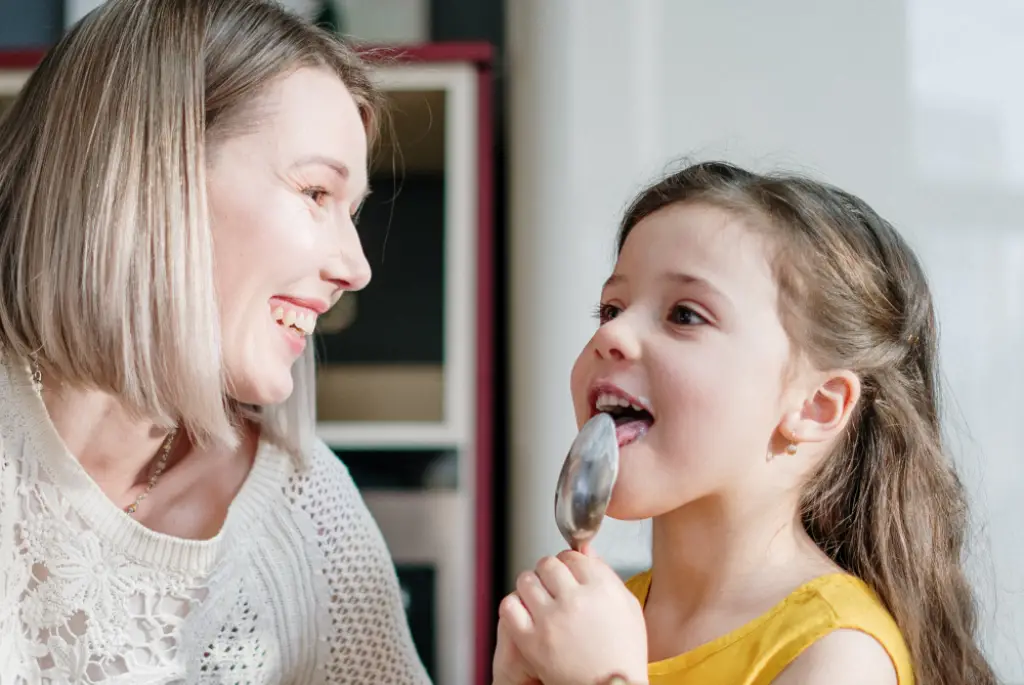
[779, 370, 861, 446]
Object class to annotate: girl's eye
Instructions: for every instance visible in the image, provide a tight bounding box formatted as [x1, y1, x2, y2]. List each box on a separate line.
[593, 303, 620, 324]
[302, 186, 329, 206]
[669, 304, 707, 326]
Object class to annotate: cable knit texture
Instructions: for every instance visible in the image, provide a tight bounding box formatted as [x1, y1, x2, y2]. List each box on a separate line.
[0, 356, 430, 684]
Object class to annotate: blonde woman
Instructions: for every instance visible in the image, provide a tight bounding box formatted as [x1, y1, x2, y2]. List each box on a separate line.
[0, 0, 429, 682]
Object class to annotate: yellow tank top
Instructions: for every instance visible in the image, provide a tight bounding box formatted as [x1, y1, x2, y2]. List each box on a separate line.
[625, 571, 914, 685]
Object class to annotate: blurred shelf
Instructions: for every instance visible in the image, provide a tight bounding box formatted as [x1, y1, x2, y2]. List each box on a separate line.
[317, 421, 465, 450]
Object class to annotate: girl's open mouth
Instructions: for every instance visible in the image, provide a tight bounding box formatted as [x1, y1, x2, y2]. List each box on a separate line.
[592, 387, 655, 447]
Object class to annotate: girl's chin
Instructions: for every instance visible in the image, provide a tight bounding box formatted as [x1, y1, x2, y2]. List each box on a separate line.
[604, 480, 680, 522]
[604, 495, 654, 522]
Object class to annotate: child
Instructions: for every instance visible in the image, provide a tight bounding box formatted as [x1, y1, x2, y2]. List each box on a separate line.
[493, 162, 996, 685]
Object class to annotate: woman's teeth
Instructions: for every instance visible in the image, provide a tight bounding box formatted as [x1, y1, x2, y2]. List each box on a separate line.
[273, 306, 317, 336]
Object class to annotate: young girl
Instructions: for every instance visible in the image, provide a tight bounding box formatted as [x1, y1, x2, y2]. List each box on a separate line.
[493, 161, 996, 685]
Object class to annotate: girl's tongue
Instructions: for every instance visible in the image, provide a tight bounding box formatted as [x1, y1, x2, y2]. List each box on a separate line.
[612, 413, 653, 447]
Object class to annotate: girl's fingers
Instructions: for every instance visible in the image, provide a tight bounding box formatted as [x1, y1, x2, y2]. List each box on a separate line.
[534, 555, 579, 598]
[499, 591, 534, 632]
[557, 548, 599, 584]
[515, 570, 553, 615]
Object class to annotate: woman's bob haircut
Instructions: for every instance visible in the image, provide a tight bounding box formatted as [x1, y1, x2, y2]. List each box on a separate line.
[0, 0, 384, 457]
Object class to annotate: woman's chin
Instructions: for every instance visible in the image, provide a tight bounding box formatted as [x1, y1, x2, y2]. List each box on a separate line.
[227, 369, 295, 407]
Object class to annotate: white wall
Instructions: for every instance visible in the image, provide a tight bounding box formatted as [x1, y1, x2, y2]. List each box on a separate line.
[507, 0, 1024, 680]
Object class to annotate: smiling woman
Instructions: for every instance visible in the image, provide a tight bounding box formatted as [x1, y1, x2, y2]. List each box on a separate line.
[0, 1, 428, 683]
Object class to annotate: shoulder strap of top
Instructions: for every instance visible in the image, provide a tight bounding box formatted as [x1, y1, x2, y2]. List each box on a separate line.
[621, 570, 913, 685]
[758, 574, 915, 685]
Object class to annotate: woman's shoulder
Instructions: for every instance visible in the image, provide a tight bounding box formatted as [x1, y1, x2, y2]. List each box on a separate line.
[239, 440, 427, 681]
[283, 436, 364, 509]
[296, 436, 355, 478]
[259, 434, 395, 575]
[244, 434, 368, 539]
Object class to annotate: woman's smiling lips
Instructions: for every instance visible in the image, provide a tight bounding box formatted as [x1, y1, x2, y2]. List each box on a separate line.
[269, 295, 329, 354]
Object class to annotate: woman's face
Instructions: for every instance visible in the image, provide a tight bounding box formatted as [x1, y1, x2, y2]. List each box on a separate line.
[207, 67, 371, 405]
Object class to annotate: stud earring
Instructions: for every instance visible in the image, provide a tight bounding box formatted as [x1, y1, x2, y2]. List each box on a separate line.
[785, 443, 798, 455]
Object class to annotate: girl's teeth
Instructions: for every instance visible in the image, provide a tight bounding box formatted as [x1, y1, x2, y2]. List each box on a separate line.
[284, 310, 296, 327]
[594, 391, 650, 414]
[596, 392, 635, 411]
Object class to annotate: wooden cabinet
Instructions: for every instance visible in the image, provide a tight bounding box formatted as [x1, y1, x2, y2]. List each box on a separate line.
[0, 43, 496, 685]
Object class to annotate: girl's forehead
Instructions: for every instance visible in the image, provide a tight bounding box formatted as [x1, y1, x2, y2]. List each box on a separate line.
[616, 204, 778, 296]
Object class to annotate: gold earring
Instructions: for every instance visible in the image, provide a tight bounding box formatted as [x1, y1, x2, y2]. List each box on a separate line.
[785, 443, 798, 455]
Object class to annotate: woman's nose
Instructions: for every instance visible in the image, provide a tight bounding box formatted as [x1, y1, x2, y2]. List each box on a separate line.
[323, 218, 372, 292]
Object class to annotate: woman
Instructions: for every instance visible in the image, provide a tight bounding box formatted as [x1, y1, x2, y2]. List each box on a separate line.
[0, 1, 429, 682]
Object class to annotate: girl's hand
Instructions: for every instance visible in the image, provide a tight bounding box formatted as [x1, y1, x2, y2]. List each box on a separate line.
[499, 546, 649, 685]
[492, 613, 541, 685]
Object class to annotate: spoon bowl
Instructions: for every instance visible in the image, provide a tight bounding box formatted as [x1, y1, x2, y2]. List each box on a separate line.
[554, 412, 620, 550]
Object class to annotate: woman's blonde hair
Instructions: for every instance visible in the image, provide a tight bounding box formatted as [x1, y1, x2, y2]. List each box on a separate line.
[0, 0, 385, 455]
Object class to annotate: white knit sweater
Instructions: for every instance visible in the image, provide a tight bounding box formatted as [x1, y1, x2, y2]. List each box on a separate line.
[0, 357, 431, 684]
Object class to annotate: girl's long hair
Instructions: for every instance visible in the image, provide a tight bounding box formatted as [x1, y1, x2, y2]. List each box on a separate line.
[617, 161, 997, 685]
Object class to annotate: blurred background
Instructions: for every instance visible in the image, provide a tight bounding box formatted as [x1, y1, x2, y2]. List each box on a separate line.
[1, 1, 1021, 683]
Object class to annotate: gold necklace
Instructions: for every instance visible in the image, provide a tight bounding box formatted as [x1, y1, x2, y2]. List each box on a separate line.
[29, 356, 179, 517]
[124, 426, 178, 516]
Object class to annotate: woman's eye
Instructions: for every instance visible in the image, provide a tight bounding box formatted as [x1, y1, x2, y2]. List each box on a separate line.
[669, 304, 707, 326]
[593, 303, 620, 324]
[302, 186, 329, 206]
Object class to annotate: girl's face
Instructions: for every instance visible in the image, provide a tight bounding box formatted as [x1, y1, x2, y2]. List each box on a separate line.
[570, 202, 812, 520]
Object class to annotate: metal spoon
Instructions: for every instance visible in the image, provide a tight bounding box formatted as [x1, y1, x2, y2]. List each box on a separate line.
[554, 412, 620, 551]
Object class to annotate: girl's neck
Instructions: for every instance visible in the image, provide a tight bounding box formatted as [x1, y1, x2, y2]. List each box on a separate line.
[648, 491, 837, 622]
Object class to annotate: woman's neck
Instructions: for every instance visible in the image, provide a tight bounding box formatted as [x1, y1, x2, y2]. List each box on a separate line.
[39, 376, 178, 501]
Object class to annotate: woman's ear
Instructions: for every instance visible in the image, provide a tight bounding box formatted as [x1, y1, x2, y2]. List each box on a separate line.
[779, 370, 861, 446]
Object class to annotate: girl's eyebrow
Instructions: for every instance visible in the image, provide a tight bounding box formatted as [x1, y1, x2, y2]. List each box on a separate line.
[605, 271, 725, 296]
[604, 271, 735, 316]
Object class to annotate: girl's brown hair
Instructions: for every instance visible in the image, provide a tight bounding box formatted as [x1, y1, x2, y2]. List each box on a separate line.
[618, 161, 996, 685]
